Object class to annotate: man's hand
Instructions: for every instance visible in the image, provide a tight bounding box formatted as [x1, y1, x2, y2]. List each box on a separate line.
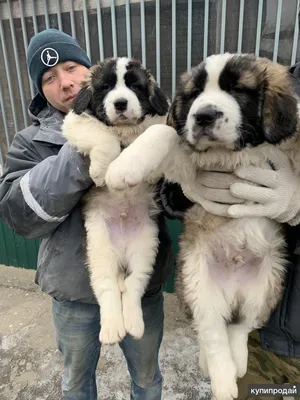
[183, 149, 300, 226]
[181, 170, 245, 217]
[228, 152, 300, 225]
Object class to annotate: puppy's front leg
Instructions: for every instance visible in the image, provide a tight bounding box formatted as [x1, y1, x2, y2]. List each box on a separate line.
[62, 112, 105, 155]
[89, 138, 121, 187]
[105, 125, 179, 190]
[84, 207, 126, 345]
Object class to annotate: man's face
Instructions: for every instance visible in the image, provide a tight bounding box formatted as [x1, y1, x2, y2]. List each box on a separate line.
[42, 61, 89, 113]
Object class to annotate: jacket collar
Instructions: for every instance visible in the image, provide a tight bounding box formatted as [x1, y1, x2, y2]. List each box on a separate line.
[29, 93, 67, 146]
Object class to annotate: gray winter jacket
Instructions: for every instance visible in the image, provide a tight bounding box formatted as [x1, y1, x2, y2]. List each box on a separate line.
[0, 94, 174, 303]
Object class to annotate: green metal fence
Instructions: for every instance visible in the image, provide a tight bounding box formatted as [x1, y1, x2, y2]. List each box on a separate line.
[0, 220, 39, 269]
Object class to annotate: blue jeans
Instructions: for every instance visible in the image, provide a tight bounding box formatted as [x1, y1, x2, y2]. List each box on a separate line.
[52, 288, 164, 400]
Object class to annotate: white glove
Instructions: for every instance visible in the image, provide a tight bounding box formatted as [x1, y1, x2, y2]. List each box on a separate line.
[228, 151, 300, 226]
[181, 170, 245, 217]
[182, 149, 300, 226]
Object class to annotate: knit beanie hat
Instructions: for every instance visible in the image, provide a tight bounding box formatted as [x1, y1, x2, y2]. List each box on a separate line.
[27, 29, 91, 97]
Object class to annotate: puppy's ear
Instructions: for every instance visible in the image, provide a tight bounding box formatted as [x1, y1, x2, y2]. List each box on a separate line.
[166, 101, 177, 129]
[72, 86, 93, 115]
[149, 83, 169, 116]
[262, 64, 298, 143]
[167, 70, 194, 134]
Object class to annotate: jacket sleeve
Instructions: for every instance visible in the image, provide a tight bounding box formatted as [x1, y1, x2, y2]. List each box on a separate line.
[159, 180, 194, 220]
[0, 132, 93, 239]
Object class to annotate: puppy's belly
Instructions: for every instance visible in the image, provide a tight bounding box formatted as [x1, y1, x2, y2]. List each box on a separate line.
[105, 202, 149, 246]
[209, 246, 262, 288]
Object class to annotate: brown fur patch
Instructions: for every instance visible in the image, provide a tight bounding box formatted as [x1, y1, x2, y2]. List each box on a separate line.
[166, 102, 177, 128]
[238, 71, 259, 89]
[181, 71, 195, 93]
[257, 58, 292, 94]
[148, 75, 158, 96]
[258, 59, 294, 127]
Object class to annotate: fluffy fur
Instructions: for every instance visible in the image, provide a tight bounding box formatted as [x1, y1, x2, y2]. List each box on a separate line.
[62, 57, 169, 345]
[105, 53, 300, 399]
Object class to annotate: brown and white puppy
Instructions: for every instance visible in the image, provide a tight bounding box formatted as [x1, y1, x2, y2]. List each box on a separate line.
[105, 53, 300, 399]
[62, 57, 169, 345]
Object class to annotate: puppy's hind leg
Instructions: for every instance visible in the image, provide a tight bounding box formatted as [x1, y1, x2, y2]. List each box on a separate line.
[122, 219, 159, 340]
[182, 251, 238, 400]
[199, 347, 209, 378]
[227, 323, 250, 379]
[197, 310, 238, 400]
[84, 208, 126, 345]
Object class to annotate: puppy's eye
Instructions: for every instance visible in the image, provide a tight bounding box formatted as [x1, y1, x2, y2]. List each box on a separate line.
[189, 89, 202, 99]
[131, 82, 143, 90]
[232, 85, 254, 95]
[101, 84, 111, 91]
[231, 85, 244, 93]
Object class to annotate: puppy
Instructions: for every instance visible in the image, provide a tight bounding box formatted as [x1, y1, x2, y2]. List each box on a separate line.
[62, 57, 169, 344]
[105, 53, 300, 399]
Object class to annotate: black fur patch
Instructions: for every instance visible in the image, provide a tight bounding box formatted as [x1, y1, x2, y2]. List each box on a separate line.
[225, 308, 244, 325]
[262, 90, 298, 144]
[89, 59, 118, 125]
[219, 57, 266, 149]
[124, 60, 169, 116]
[72, 86, 93, 114]
[168, 66, 208, 134]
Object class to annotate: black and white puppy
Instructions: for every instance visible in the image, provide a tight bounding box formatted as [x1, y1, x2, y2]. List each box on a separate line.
[105, 53, 300, 399]
[62, 57, 169, 345]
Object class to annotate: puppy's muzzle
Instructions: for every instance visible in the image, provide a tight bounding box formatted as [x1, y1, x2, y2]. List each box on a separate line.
[192, 106, 223, 140]
[114, 98, 128, 113]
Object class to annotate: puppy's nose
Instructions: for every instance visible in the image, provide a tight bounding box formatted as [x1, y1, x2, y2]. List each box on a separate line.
[114, 98, 128, 112]
[194, 106, 222, 127]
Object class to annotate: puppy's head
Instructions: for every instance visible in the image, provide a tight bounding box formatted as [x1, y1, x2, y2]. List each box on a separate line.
[72, 57, 169, 125]
[168, 53, 298, 151]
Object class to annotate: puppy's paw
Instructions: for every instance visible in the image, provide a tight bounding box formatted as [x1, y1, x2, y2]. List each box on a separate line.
[105, 157, 146, 190]
[211, 379, 238, 400]
[100, 315, 126, 345]
[199, 350, 209, 377]
[123, 308, 145, 340]
[228, 327, 249, 379]
[104, 162, 127, 190]
[122, 293, 145, 340]
[232, 349, 248, 379]
[210, 363, 238, 400]
[89, 162, 106, 187]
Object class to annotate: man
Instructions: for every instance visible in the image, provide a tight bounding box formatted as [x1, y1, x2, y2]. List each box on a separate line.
[0, 29, 175, 400]
[164, 65, 300, 398]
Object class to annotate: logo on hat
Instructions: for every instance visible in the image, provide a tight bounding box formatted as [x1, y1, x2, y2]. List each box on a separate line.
[41, 47, 59, 67]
